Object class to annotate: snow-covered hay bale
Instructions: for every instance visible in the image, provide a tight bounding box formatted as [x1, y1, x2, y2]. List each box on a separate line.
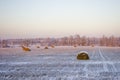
[22, 46, 31, 51]
[77, 51, 89, 60]
[44, 46, 48, 49]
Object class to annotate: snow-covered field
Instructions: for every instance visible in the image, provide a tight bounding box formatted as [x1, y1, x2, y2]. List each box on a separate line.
[0, 46, 120, 80]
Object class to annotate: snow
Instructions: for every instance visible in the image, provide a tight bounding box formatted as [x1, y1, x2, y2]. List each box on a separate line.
[0, 46, 120, 80]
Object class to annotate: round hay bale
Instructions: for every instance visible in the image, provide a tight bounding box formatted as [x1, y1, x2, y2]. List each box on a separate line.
[74, 45, 77, 47]
[51, 45, 55, 48]
[44, 46, 48, 49]
[77, 51, 89, 60]
[91, 44, 94, 47]
[37, 46, 40, 48]
[22, 46, 31, 51]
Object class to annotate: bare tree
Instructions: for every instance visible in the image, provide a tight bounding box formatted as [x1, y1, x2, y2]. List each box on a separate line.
[1, 40, 9, 48]
[22, 40, 31, 47]
[81, 36, 87, 46]
[74, 34, 81, 46]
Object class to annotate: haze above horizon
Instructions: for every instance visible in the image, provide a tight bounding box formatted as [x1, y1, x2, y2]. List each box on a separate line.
[0, 0, 120, 39]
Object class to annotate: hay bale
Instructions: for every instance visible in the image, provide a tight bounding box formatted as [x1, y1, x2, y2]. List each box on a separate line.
[44, 46, 48, 49]
[74, 45, 77, 47]
[77, 51, 89, 60]
[51, 45, 55, 48]
[91, 44, 94, 47]
[37, 46, 40, 48]
[22, 46, 31, 51]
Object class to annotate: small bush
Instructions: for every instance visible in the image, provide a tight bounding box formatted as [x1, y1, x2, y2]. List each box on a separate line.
[77, 51, 89, 60]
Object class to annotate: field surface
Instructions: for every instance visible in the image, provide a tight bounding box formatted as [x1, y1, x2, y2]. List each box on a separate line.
[0, 46, 120, 80]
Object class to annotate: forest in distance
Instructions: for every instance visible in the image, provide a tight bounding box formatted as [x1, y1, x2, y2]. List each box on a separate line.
[0, 35, 120, 48]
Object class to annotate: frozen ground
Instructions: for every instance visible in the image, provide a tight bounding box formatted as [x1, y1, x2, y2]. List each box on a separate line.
[0, 46, 120, 80]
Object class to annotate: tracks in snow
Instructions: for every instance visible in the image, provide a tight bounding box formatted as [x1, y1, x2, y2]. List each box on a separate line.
[97, 47, 117, 72]
[0, 47, 120, 80]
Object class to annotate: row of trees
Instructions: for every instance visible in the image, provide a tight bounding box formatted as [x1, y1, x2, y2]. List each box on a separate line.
[0, 35, 120, 48]
[100, 35, 120, 46]
[44, 35, 120, 47]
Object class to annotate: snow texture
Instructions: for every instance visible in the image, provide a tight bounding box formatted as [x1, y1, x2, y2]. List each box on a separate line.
[0, 46, 120, 80]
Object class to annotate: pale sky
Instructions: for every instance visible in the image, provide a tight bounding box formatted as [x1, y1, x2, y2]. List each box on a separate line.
[0, 0, 120, 39]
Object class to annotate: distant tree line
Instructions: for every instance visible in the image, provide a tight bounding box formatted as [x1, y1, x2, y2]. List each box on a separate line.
[0, 35, 120, 48]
